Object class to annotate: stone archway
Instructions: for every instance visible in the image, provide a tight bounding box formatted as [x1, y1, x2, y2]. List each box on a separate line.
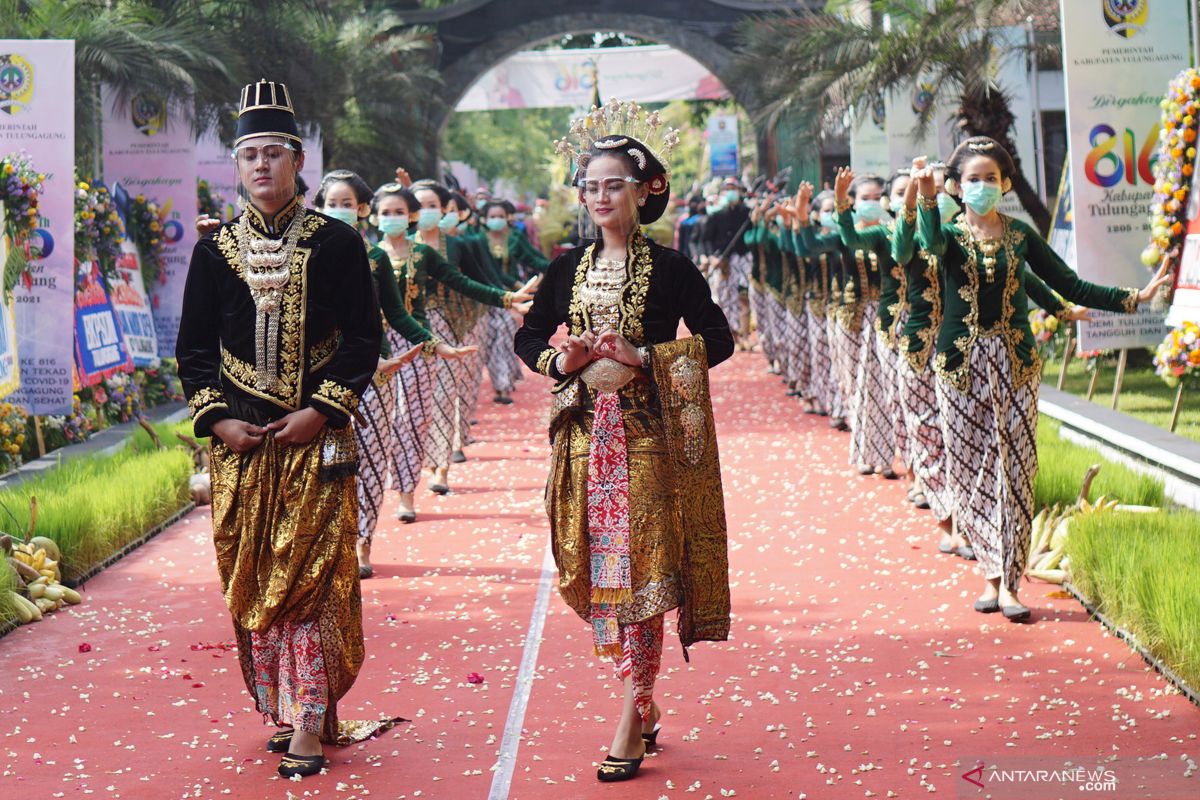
[390, 0, 815, 174]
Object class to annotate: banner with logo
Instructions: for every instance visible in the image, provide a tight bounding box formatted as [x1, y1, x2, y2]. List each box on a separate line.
[102, 85, 197, 357]
[110, 242, 159, 366]
[198, 123, 323, 219]
[1060, 1, 1189, 349]
[707, 114, 739, 178]
[0, 40, 76, 415]
[849, 100, 890, 177]
[73, 261, 133, 386]
[456, 45, 729, 111]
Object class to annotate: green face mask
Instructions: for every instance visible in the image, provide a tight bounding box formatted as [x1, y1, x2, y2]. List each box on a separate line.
[377, 216, 408, 238]
[486, 217, 508, 232]
[723, 190, 740, 205]
[325, 207, 358, 226]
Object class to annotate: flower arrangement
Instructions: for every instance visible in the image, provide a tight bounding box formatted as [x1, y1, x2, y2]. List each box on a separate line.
[136, 359, 184, 408]
[125, 193, 166, 290]
[197, 178, 226, 220]
[1154, 321, 1200, 388]
[1142, 68, 1200, 288]
[74, 178, 124, 279]
[0, 401, 28, 474]
[0, 151, 46, 294]
[1077, 348, 1112, 376]
[95, 372, 144, 424]
[1029, 309, 1065, 361]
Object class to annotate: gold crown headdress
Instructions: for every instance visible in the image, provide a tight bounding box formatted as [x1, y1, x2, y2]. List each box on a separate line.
[555, 98, 681, 178]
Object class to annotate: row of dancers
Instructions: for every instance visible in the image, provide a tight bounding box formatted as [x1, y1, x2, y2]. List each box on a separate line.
[707, 137, 1169, 622]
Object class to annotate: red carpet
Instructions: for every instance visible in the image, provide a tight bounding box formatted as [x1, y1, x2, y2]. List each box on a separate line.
[2, 351, 1196, 799]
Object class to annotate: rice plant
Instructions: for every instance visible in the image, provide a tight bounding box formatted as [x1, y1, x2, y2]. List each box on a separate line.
[1034, 418, 1165, 509]
[1066, 510, 1200, 691]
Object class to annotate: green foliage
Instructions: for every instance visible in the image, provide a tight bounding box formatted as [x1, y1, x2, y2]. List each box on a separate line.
[0, 558, 16, 627]
[1066, 510, 1200, 691]
[443, 108, 572, 196]
[1034, 417, 1165, 509]
[0, 444, 193, 579]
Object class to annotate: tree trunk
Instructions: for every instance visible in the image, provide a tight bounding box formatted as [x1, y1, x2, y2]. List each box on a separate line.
[958, 90, 1052, 236]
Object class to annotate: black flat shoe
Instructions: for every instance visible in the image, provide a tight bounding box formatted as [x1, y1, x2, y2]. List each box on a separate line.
[493, 395, 513, 405]
[955, 545, 977, 561]
[397, 510, 417, 523]
[913, 493, 931, 510]
[358, 564, 373, 580]
[278, 753, 326, 778]
[973, 598, 1000, 613]
[829, 417, 844, 429]
[430, 483, 450, 495]
[451, 450, 467, 464]
[881, 468, 900, 480]
[938, 541, 955, 555]
[597, 755, 644, 782]
[641, 724, 661, 752]
[266, 728, 294, 753]
[857, 465, 874, 475]
[1002, 604, 1032, 622]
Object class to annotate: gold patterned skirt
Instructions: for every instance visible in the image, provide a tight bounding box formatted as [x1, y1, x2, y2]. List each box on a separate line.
[546, 381, 684, 626]
[209, 425, 364, 744]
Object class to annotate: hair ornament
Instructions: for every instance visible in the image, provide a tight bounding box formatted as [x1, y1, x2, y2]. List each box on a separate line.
[554, 98, 680, 176]
[627, 147, 648, 170]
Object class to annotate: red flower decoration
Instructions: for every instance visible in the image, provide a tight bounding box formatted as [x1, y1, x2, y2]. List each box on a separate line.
[78, 642, 92, 653]
[647, 174, 668, 196]
[466, 672, 485, 684]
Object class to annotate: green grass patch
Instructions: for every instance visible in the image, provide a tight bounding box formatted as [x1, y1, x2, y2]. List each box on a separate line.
[1034, 418, 1165, 509]
[1066, 510, 1200, 692]
[0, 445, 193, 581]
[0, 558, 16, 627]
[1042, 355, 1200, 442]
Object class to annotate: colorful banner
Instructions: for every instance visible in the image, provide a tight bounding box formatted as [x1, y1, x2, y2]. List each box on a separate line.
[0, 40, 76, 415]
[707, 114, 740, 178]
[1048, 160, 1076, 266]
[102, 85, 197, 357]
[1060, 1, 1189, 349]
[849, 100, 889, 177]
[456, 45, 729, 111]
[110, 241, 159, 366]
[73, 261, 133, 386]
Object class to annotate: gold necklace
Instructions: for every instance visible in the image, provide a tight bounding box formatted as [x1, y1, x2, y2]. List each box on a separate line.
[966, 221, 1003, 283]
[236, 205, 306, 390]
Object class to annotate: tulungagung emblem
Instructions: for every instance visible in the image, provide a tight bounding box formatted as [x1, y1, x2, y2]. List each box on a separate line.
[131, 92, 167, 136]
[0, 54, 34, 115]
[1103, 0, 1149, 38]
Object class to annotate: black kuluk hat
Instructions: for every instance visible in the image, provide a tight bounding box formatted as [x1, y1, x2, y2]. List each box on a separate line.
[235, 79, 302, 148]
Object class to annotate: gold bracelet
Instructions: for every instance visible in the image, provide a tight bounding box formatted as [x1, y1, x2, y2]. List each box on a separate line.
[501, 292, 514, 310]
[917, 194, 938, 211]
[835, 198, 853, 214]
[900, 207, 917, 225]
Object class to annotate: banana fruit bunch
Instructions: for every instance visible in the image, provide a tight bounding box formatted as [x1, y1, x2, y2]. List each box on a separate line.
[2, 533, 82, 625]
[1025, 495, 1122, 585]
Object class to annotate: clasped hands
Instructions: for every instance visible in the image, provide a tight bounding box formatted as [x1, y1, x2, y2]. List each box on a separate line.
[556, 328, 641, 373]
[212, 406, 328, 453]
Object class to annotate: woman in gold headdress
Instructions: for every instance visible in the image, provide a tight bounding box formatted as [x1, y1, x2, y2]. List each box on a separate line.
[515, 100, 734, 783]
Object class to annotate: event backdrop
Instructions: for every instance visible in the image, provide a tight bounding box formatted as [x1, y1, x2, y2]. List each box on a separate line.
[101, 85, 197, 357]
[1061, 1, 1190, 350]
[456, 45, 729, 111]
[1, 39, 76, 415]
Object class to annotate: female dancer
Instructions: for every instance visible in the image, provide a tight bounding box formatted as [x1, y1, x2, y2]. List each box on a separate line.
[791, 186, 843, 420]
[478, 200, 550, 404]
[516, 101, 733, 782]
[901, 138, 1169, 620]
[313, 170, 427, 577]
[374, 183, 532, 519]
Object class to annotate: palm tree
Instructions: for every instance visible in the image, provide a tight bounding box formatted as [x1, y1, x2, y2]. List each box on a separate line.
[735, 0, 1052, 234]
[0, 0, 234, 177]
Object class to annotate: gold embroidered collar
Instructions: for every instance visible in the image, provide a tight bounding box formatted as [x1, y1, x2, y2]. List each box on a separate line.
[244, 194, 304, 235]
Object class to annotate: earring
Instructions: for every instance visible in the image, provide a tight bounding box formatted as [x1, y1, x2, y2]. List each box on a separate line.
[638, 198, 646, 207]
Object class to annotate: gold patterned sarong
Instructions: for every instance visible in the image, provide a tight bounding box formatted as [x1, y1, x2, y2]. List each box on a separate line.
[546, 335, 730, 655]
[209, 425, 400, 745]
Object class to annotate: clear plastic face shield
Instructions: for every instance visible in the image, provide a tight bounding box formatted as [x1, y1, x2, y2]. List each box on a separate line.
[232, 135, 305, 218]
[575, 154, 644, 239]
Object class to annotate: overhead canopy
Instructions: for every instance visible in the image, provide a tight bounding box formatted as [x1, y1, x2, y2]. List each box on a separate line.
[455, 44, 730, 111]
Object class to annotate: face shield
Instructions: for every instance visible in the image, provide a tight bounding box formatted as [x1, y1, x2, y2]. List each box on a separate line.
[232, 135, 304, 223]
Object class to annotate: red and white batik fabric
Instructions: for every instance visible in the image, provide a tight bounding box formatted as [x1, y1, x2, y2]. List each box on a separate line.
[898, 354, 951, 521]
[587, 391, 633, 659]
[251, 619, 328, 735]
[785, 305, 812, 396]
[482, 306, 521, 395]
[615, 614, 664, 723]
[848, 302, 896, 471]
[935, 337, 1039, 589]
[808, 311, 836, 414]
